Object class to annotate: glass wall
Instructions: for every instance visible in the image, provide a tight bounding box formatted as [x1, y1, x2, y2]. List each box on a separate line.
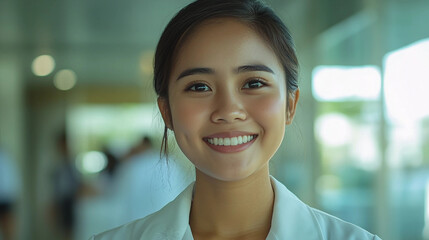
[384, 39, 429, 240]
[312, 65, 381, 232]
[312, 38, 429, 240]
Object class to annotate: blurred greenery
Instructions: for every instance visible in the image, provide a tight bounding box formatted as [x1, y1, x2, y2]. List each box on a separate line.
[317, 101, 367, 117]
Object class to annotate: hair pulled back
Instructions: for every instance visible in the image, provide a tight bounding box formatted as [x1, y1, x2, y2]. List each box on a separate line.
[153, 0, 299, 158]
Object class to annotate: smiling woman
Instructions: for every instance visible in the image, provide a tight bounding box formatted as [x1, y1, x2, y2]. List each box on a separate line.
[162, 18, 290, 184]
[90, 0, 381, 239]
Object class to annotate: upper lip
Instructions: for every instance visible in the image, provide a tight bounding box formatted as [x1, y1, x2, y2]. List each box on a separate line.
[203, 131, 258, 139]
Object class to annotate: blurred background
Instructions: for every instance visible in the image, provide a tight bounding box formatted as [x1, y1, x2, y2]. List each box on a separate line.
[1, 0, 428, 239]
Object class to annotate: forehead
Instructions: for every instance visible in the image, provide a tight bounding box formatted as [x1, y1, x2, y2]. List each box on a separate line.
[171, 18, 282, 74]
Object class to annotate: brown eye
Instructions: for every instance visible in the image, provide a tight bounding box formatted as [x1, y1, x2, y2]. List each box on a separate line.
[186, 83, 211, 92]
[243, 79, 266, 89]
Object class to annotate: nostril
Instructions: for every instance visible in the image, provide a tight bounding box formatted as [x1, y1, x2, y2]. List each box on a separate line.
[211, 109, 247, 123]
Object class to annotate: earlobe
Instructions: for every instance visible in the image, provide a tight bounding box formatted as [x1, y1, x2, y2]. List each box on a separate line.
[157, 97, 173, 130]
[286, 88, 300, 125]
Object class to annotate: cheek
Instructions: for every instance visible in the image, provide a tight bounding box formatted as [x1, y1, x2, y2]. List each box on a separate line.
[249, 93, 287, 124]
[170, 98, 209, 134]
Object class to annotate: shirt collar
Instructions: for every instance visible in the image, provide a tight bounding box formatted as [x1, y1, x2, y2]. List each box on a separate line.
[145, 176, 322, 240]
[142, 182, 194, 239]
[267, 176, 322, 239]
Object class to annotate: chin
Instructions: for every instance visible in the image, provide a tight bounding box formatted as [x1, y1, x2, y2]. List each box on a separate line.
[214, 174, 250, 182]
[200, 166, 262, 183]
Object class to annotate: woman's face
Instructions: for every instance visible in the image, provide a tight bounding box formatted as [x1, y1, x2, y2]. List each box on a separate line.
[159, 18, 298, 182]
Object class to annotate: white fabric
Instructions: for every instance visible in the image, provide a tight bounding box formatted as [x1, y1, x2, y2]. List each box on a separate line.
[76, 150, 191, 240]
[111, 150, 191, 222]
[90, 176, 382, 240]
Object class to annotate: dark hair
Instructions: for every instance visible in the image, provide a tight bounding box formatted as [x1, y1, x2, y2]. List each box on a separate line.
[153, 0, 299, 159]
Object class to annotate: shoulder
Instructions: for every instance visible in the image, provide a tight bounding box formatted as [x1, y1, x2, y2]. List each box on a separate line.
[269, 176, 381, 240]
[308, 207, 382, 240]
[90, 181, 195, 240]
[90, 213, 168, 240]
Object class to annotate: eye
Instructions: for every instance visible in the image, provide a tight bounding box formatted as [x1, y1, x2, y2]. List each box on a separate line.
[243, 79, 266, 89]
[186, 82, 211, 92]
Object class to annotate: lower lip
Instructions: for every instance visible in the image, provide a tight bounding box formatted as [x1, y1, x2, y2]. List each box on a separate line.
[203, 136, 257, 153]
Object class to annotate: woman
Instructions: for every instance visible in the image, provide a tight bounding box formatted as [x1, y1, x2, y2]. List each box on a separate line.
[91, 0, 381, 239]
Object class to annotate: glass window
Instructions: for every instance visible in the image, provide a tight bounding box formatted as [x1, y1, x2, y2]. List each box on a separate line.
[312, 65, 382, 232]
[384, 39, 429, 240]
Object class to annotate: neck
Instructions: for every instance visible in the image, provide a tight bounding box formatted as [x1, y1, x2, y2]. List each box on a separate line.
[190, 166, 274, 239]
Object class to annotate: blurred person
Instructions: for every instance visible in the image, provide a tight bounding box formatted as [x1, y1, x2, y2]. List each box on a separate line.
[0, 148, 20, 240]
[101, 147, 119, 179]
[111, 136, 190, 223]
[91, 0, 381, 239]
[75, 136, 189, 239]
[93, 147, 121, 194]
[50, 130, 81, 240]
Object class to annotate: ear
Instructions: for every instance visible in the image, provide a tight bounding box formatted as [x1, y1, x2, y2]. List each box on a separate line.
[157, 97, 173, 130]
[286, 88, 300, 125]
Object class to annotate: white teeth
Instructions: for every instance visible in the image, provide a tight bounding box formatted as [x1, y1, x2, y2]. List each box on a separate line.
[207, 135, 256, 146]
[231, 137, 238, 145]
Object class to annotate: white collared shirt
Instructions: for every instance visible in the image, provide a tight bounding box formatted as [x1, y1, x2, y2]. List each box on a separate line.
[90, 177, 382, 240]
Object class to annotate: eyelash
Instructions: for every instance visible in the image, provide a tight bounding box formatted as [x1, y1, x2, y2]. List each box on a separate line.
[242, 78, 267, 89]
[184, 78, 268, 92]
[185, 81, 211, 92]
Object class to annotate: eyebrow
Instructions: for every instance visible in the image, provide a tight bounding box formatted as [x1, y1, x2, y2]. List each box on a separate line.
[236, 64, 275, 74]
[176, 64, 275, 81]
[177, 68, 214, 81]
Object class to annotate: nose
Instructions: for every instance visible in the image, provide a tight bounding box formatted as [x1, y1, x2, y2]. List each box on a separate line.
[211, 90, 247, 123]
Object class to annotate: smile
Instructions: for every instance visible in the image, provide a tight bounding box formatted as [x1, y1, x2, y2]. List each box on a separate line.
[203, 133, 258, 153]
[206, 135, 256, 146]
